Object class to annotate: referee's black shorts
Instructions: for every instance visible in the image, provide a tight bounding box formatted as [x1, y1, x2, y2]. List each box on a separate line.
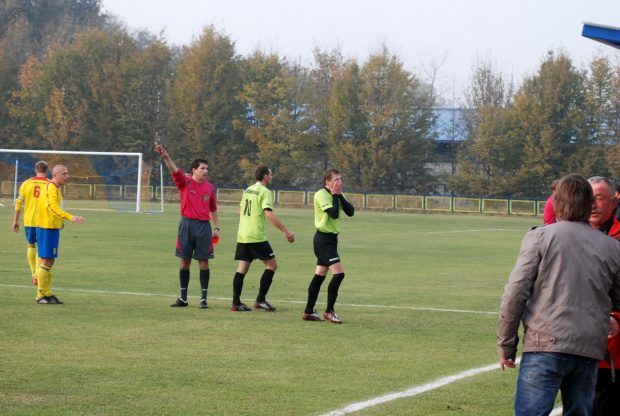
[314, 230, 340, 266]
[175, 217, 214, 260]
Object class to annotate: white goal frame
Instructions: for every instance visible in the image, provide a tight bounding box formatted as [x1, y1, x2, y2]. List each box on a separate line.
[1, 149, 164, 213]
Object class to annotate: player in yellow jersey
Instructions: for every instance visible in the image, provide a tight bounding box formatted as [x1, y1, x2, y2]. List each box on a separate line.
[34, 165, 85, 304]
[12, 161, 50, 285]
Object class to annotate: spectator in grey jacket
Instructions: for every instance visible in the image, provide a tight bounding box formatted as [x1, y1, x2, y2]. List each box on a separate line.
[498, 174, 620, 416]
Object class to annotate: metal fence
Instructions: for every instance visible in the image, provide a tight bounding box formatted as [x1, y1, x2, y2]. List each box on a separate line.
[0, 180, 549, 216]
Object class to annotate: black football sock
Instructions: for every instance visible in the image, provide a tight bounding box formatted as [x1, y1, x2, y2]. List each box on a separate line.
[179, 269, 190, 301]
[199, 269, 210, 300]
[326, 273, 345, 312]
[232, 272, 246, 304]
[305, 274, 326, 314]
[256, 269, 275, 302]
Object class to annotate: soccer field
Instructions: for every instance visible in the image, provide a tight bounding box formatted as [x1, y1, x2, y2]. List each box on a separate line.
[0, 202, 540, 415]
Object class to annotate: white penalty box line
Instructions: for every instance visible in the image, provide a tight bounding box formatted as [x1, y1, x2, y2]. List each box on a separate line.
[0, 284, 497, 315]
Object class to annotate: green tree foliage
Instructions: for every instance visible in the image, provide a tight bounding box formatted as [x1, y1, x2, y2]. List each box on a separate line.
[585, 55, 620, 179]
[0, 0, 105, 147]
[10, 28, 171, 156]
[451, 53, 606, 198]
[234, 51, 317, 187]
[166, 25, 247, 185]
[328, 46, 435, 192]
[307, 46, 347, 175]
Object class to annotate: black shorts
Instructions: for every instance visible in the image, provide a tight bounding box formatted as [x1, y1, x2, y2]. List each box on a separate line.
[234, 241, 275, 262]
[314, 231, 340, 266]
[175, 217, 214, 260]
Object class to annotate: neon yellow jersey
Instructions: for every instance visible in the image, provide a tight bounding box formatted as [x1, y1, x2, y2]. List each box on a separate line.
[237, 183, 273, 243]
[37, 182, 74, 229]
[314, 188, 347, 234]
[15, 176, 50, 227]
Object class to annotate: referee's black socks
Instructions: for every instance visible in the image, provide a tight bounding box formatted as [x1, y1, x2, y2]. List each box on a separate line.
[179, 269, 190, 301]
[199, 269, 210, 300]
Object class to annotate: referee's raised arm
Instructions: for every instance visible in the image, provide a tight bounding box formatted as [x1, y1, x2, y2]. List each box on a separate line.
[155, 145, 178, 174]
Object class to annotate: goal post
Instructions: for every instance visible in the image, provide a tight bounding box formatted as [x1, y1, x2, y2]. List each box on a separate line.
[0, 149, 164, 213]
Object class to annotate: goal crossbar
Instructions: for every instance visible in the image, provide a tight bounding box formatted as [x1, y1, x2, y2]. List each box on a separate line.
[0, 149, 161, 213]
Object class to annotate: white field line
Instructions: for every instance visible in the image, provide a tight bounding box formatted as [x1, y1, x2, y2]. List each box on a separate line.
[0, 284, 497, 315]
[318, 359, 521, 416]
[550, 408, 562, 415]
[424, 228, 511, 234]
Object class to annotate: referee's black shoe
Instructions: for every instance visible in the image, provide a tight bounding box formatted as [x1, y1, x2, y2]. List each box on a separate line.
[170, 298, 188, 307]
[199, 299, 209, 309]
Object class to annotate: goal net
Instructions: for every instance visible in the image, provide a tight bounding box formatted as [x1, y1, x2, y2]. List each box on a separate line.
[0, 149, 164, 213]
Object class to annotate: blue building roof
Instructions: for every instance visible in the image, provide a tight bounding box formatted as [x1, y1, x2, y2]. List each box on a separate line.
[582, 22, 620, 49]
[433, 107, 469, 142]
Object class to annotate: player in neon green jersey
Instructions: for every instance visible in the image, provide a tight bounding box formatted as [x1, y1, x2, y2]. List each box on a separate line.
[231, 166, 295, 312]
[303, 169, 354, 323]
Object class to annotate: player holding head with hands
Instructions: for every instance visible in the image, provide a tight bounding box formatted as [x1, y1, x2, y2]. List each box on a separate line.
[230, 165, 294, 312]
[35, 164, 85, 304]
[12, 160, 50, 285]
[156, 145, 218, 309]
[303, 168, 354, 323]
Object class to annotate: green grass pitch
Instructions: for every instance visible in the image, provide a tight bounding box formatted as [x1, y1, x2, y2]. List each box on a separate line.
[0, 201, 542, 415]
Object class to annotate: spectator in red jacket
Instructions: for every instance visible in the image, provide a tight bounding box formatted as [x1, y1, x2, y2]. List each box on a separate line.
[589, 176, 620, 416]
[543, 179, 560, 225]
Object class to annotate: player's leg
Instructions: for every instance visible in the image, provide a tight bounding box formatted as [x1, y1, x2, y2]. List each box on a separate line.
[250, 242, 277, 311]
[303, 264, 328, 321]
[35, 228, 61, 304]
[231, 254, 251, 311]
[311, 232, 343, 322]
[24, 227, 38, 284]
[327, 262, 345, 310]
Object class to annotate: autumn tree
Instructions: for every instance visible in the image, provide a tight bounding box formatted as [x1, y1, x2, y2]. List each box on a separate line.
[328, 46, 436, 192]
[451, 52, 597, 197]
[166, 25, 247, 185]
[307, 46, 347, 176]
[0, 0, 105, 147]
[585, 55, 620, 179]
[234, 51, 317, 187]
[10, 28, 171, 157]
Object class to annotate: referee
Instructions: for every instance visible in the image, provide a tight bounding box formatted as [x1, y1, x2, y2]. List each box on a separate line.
[303, 168, 354, 323]
[156, 145, 219, 309]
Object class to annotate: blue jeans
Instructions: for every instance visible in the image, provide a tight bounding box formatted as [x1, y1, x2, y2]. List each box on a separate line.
[514, 352, 598, 416]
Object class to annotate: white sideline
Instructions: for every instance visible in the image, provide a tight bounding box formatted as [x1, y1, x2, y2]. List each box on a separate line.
[318, 360, 519, 416]
[424, 228, 510, 234]
[0, 284, 497, 315]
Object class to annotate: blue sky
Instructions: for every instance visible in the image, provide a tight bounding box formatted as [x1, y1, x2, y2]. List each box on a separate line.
[101, 0, 620, 102]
